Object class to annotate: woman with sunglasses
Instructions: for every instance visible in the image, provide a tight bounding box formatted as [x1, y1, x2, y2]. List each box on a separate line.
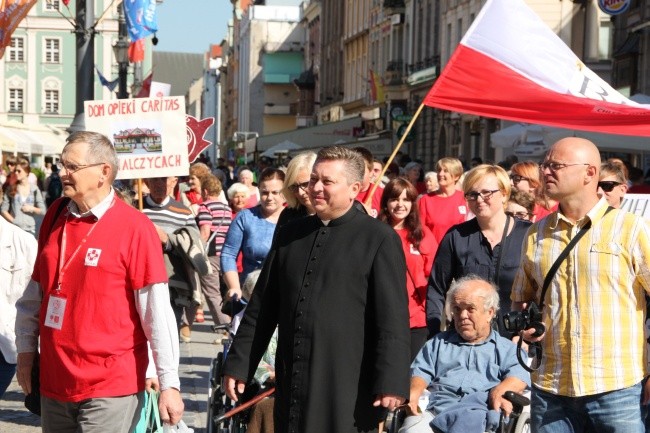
[0, 158, 45, 235]
[278, 152, 317, 227]
[598, 161, 628, 209]
[426, 165, 531, 337]
[379, 178, 438, 360]
[509, 161, 558, 221]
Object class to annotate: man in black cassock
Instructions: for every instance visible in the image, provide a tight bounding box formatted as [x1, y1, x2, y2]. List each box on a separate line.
[224, 146, 410, 433]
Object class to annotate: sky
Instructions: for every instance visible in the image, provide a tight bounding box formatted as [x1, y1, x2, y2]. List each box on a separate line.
[153, 0, 232, 54]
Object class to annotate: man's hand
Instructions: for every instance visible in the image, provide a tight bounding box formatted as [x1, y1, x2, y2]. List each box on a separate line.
[158, 387, 184, 426]
[406, 401, 420, 416]
[372, 394, 405, 411]
[146, 377, 160, 392]
[154, 225, 169, 245]
[488, 386, 513, 417]
[16, 352, 36, 395]
[224, 375, 246, 401]
[488, 378, 527, 417]
[520, 327, 545, 343]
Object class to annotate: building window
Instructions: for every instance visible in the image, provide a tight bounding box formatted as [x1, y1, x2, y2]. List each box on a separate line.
[8, 37, 25, 62]
[44, 90, 60, 114]
[44, 38, 60, 63]
[45, 0, 60, 11]
[8, 89, 24, 113]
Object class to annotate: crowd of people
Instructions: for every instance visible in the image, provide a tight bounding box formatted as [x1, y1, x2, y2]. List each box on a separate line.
[2, 132, 650, 433]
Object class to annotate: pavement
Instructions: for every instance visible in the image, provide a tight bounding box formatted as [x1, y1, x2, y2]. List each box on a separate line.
[0, 314, 223, 433]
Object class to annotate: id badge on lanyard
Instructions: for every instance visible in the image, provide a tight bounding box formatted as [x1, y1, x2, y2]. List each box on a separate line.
[44, 295, 67, 330]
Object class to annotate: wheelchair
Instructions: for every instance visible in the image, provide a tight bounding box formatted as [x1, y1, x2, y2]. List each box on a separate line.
[384, 390, 530, 433]
[206, 323, 248, 433]
[206, 323, 275, 433]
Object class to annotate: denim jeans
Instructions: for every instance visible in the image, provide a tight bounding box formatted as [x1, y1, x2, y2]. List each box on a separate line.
[0, 350, 17, 399]
[531, 383, 644, 433]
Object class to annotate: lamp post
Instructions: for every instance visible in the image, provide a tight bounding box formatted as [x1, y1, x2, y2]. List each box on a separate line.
[68, 0, 95, 133]
[113, 4, 129, 99]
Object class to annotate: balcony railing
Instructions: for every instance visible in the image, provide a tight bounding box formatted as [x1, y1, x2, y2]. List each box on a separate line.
[383, 0, 405, 13]
[407, 56, 439, 75]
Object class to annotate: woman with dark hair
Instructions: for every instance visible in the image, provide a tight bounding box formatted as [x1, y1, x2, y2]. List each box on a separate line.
[0, 158, 45, 235]
[221, 168, 286, 301]
[380, 178, 438, 359]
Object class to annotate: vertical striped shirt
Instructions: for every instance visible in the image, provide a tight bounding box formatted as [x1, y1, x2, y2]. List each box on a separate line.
[512, 198, 650, 397]
[196, 200, 232, 256]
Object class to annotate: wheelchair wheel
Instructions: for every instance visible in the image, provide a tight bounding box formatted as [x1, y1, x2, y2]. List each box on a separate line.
[207, 352, 225, 433]
[509, 410, 530, 433]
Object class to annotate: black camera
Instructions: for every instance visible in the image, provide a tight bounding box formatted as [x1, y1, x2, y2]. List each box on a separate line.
[503, 302, 545, 337]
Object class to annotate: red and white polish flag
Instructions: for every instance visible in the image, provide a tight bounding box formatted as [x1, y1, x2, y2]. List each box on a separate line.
[423, 0, 650, 137]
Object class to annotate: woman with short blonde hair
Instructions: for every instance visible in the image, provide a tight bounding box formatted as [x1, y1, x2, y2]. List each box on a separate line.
[427, 164, 531, 337]
[418, 157, 468, 244]
[278, 152, 317, 227]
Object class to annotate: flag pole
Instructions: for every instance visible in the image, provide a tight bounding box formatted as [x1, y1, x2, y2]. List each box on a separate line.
[364, 102, 426, 207]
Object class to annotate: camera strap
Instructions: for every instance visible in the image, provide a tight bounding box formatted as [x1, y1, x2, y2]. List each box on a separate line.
[539, 206, 613, 311]
[493, 215, 511, 289]
[520, 205, 614, 373]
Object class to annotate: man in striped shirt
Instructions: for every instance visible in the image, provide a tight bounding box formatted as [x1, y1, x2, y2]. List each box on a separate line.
[512, 137, 650, 433]
[143, 176, 199, 343]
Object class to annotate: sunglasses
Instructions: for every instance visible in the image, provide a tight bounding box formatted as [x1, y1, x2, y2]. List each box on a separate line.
[598, 181, 622, 192]
[505, 210, 532, 220]
[509, 174, 529, 184]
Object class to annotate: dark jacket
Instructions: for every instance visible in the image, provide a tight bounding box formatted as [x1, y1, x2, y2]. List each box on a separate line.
[223, 206, 411, 433]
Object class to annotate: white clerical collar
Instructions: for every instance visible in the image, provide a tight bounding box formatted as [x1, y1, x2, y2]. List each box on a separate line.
[145, 195, 170, 208]
[68, 189, 115, 220]
[320, 219, 331, 226]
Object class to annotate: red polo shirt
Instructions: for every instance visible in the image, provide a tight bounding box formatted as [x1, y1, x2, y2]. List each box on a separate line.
[33, 198, 167, 402]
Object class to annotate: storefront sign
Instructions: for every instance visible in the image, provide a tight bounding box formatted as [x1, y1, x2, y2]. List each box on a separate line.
[598, 0, 631, 16]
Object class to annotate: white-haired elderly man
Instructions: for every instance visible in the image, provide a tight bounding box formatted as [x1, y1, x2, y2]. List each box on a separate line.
[405, 276, 529, 433]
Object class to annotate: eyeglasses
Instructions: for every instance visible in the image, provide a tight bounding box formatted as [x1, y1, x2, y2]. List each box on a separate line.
[505, 210, 532, 220]
[539, 162, 590, 172]
[598, 181, 622, 192]
[288, 181, 309, 193]
[509, 174, 529, 184]
[56, 161, 105, 173]
[464, 189, 500, 201]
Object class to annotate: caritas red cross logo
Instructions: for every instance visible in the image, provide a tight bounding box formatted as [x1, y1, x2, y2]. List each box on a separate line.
[84, 248, 102, 267]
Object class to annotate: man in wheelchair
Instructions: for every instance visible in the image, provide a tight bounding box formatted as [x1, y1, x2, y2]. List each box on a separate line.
[403, 276, 529, 433]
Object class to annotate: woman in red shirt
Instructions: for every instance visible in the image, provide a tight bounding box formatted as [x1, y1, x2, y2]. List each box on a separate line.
[418, 157, 468, 244]
[380, 178, 438, 360]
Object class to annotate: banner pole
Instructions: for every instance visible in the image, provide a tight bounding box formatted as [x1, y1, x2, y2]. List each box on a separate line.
[137, 178, 144, 211]
[364, 102, 426, 207]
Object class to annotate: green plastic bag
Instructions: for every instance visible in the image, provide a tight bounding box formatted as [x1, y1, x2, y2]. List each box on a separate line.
[133, 390, 162, 433]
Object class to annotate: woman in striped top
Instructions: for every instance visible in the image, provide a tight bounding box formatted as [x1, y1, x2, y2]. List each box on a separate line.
[197, 174, 233, 329]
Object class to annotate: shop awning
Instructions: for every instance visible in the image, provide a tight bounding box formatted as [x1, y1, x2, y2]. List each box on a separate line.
[0, 128, 17, 153]
[0, 122, 68, 155]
